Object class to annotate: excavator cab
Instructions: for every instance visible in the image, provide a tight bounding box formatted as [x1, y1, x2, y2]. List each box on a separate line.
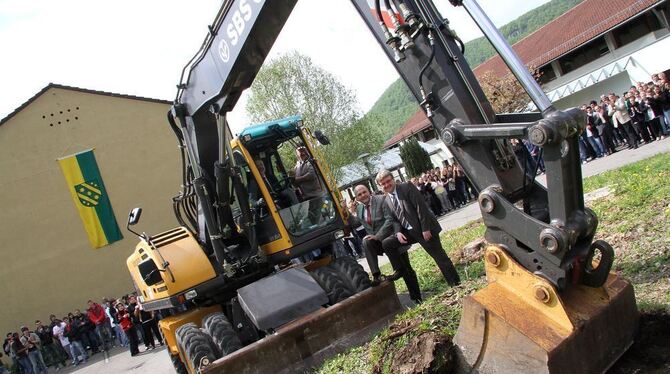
[231, 115, 346, 264]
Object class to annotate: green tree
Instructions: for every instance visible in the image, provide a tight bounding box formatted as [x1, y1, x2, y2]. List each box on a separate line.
[245, 51, 385, 177]
[399, 138, 433, 178]
[246, 51, 359, 134]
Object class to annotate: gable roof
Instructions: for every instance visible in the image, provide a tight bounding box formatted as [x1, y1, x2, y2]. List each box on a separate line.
[0, 83, 171, 126]
[473, 0, 663, 78]
[383, 109, 430, 148]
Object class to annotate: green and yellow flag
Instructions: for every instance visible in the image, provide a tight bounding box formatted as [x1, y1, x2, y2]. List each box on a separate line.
[58, 149, 122, 248]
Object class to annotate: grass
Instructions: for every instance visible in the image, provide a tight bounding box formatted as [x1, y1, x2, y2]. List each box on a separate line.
[317, 152, 670, 374]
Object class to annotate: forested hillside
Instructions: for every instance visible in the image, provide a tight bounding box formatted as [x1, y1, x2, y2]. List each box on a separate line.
[365, 79, 419, 140]
[366, 0, 583, 141]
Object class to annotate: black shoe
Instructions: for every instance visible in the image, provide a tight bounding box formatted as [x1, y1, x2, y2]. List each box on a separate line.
[385, 271, 402, 281]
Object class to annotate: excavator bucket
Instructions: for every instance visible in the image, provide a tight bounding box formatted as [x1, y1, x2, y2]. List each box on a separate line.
[203, 281, 403, 374]
[454, 246, 639, 374]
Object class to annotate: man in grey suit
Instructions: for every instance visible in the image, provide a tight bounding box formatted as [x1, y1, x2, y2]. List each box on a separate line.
[377, 169, 461, 303]
[347, 185, 416, 286]
[292, 146, 325, 224]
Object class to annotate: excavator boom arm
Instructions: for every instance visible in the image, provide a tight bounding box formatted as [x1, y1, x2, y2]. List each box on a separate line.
[172, 0, 610, 291]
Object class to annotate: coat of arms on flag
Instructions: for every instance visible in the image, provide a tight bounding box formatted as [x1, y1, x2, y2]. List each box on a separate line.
[75, 180, 103, 207]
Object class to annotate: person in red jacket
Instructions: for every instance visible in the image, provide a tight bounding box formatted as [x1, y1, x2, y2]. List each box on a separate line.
[116, 302, 139, 356]
[86, 300, 113, 353]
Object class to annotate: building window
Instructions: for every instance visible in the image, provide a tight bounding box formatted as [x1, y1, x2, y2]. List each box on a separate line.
[422, 127, 437, 141]
[612, 13, 663, 48]
[537, 65, 557, 85]
[558, 36, 609, 74]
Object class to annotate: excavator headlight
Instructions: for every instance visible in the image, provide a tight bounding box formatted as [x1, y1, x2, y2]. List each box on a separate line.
[185, 290, 198, 300]
[334, 230, 345, 240]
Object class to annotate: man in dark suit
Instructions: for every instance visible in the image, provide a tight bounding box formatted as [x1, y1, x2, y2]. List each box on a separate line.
[347, 185, 416, 286]
[377, 169, 461, 303]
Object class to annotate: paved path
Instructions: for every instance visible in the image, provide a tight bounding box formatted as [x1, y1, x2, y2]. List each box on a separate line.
[70, 137, 669, 374]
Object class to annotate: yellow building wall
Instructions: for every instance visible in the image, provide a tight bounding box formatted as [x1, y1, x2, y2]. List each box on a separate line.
[0, 87, 181, 337]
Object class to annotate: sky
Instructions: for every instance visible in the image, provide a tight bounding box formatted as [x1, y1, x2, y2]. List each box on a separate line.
[0, 0, 550, 133]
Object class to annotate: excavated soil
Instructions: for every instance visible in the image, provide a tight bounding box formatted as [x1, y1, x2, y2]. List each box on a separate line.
[389, 332, 453, 374]
[376, 305, 669, 374]
[608, 309, 670, 373]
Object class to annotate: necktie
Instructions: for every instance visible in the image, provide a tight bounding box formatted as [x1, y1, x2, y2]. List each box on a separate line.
[391, 194, 410, 229]
[365, 204, 372, 225]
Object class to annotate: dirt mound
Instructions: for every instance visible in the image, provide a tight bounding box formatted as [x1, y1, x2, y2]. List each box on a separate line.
[608, 309, 670, 373]
[390, 332, 453, 374]
[372, 319, 455, 374]
[453, 238, 486, 264]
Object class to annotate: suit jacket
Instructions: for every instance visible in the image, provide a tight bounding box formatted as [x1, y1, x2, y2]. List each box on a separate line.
[386, 182, 442, 236]
[348, 194, 394, 241]
[294, 159, 324, 199]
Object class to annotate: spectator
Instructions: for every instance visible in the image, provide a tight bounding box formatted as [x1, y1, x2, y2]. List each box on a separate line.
[629, 95, 650, 144]
[126, 296, 145, 349]
[116, 302, 139, 357]
[137, 304, 164, 351]
[87, 299, 114, 353]
[435, 171, 452, 213]
[105, 298, 127, 348]
[20, 326, 47, 374]
[3, 333, 19, 373]
[10, 332, 32, 374]
[585, 107, 605, 158]
[62, 317, 88, 366]
[612, 94, 638, 149]
[73, 309, 99, 355]
[35, 319, 67, 370]
[52, 318, 72, 366]
[607, 94, 627, 146]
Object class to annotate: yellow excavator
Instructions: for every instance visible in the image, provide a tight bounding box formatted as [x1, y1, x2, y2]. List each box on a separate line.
[125, 0, 638, 373]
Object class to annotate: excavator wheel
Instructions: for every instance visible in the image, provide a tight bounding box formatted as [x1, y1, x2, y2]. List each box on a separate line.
[329, 256, 371, 293]
[169, 352, 188, 374]
[175, 323, 220, 373]
[203, 312, 243, 356]
[310, 266, 353, 304]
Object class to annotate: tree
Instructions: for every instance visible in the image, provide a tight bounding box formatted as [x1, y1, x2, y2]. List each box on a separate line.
[246, 51, 359, 134]
[245, 51, 384, 177]
[399, 138, 433, 178]
[478, 71, 535, 113]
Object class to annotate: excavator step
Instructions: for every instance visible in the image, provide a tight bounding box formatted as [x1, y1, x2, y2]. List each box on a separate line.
[203, 280, 403, 374]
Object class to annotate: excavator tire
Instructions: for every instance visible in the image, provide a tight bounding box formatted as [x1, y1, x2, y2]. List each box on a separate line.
[175, 323, 220, 372]
[169, 352, 188, 374]
[310, 266, 353, 305]
[203, 312, 243, 356]
[329, 256, 371, 293]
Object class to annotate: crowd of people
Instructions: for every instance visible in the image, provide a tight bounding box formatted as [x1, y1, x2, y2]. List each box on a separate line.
[409, 163, 477, 217]
[574, 71, 670, 162]
[1, 295, 164, 373]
